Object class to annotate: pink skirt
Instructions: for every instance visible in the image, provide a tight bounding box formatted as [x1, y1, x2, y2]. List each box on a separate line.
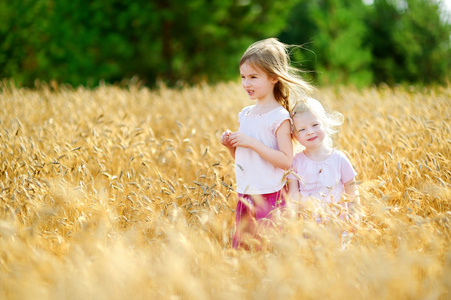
[232, 190, 286, 249]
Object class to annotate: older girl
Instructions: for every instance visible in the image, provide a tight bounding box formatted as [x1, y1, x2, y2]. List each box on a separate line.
[220, 38, 313, 249]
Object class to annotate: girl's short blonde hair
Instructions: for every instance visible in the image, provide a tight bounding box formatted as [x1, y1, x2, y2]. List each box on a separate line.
[292, 98, 344, 147]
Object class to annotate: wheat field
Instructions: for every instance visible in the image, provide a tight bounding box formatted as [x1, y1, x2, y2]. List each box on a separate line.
[0, 80, 450, 299]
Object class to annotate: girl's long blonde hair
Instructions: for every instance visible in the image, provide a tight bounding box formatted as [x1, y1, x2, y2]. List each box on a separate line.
[239, 38, 314, 113]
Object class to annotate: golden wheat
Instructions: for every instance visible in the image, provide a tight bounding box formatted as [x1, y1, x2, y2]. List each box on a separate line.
[0, 80, 450, 299]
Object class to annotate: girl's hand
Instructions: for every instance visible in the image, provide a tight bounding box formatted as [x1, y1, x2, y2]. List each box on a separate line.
[222, 120, 293, 169]
[220, 130, 234, 148]
[229, 132, 254, 148]
[221, 130, 237, 159]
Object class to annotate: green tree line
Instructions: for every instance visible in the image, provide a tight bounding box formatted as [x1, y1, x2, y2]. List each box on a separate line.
[279, 0, 451, 86]
[0, 0, 450, 88]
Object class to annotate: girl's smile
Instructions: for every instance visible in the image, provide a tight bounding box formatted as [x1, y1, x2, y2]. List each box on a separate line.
[293, 111, 326, 151]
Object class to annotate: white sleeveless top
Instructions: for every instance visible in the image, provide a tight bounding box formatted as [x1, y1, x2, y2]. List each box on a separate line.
[235, 105, 291, 194]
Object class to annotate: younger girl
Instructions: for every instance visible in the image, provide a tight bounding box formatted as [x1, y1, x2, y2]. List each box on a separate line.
[288, 98, 359, 221]
[220, 38, 313, 249]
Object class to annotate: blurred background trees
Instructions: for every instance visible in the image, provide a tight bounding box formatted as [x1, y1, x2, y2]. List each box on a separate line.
[0, 0, 450, 88]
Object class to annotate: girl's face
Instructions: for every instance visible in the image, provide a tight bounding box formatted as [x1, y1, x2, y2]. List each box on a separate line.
[293, 111, 326, 150]
[239, 62, 277, 102]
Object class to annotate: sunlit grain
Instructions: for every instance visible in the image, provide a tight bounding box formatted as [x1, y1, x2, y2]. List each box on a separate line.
[0, 80, 450, 299]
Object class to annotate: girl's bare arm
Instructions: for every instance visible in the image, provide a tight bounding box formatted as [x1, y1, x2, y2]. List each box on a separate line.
[228, 120, 293, 169]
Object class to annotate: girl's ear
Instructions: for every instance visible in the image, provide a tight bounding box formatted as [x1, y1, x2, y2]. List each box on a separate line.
[271, 77, 279, 84]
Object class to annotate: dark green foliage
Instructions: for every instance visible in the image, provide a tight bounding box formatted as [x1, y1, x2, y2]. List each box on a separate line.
[368, 0, 451, 85]
[279, 0, 373, 87]
[0, 0, 298, 87]
[0, 0, 449, 87]
[279, 0, 451, 86]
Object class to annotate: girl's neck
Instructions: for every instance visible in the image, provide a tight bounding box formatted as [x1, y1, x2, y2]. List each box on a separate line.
[252, 97, 279, 114]
[303, 144, 333, 162]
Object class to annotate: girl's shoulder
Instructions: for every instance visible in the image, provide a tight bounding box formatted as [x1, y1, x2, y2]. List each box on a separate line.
[271, 105, 290, 117]
[238, 105, 289, 122]
[265, 105, 290, 123]
[240, 105, 254, 113]
[331, 149, 354, 165]
[293, 150, 305, 159]
[240, 105, 288, 116]
[293, 151, 308, 164]
[238, 105, 254, 118]
[332, 149, 349, 160]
